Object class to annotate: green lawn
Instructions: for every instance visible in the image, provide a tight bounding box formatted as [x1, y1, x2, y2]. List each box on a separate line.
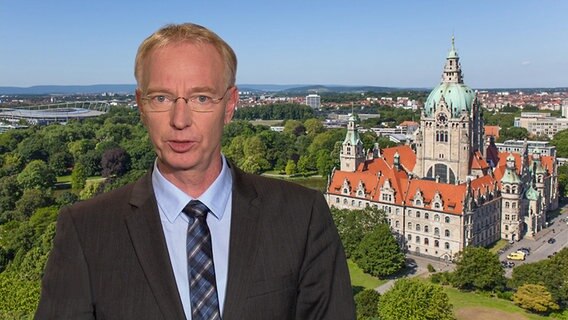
[444, 286, 549, 320]
[348, 259, 386, 290]
[487, 239, 509, 254]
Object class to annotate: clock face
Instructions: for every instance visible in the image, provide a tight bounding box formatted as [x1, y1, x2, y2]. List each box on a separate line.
[437, 112, 448, 124]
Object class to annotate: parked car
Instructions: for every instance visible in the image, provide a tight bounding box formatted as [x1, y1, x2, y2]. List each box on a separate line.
[517, 248, 530, 255]
[507, 252, 526, 261]
[548, 238, 556, 244]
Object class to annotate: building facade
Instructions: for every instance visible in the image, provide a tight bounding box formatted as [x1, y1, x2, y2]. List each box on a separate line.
[326, 39, 558, 260]
[305, 94, 321, 109]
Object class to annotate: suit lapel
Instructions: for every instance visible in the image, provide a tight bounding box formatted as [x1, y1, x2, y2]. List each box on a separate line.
[222, 166, 262, 320]
[125, 172, 186, 320]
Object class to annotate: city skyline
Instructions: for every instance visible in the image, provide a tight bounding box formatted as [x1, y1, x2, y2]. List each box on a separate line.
[1, 1, 567, 89]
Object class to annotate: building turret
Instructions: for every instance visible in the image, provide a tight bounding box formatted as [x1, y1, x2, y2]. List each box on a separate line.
[500, 154, 523, 242]
[340, 113, 365, 172]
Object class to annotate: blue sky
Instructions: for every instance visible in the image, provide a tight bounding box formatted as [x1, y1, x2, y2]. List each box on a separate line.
[1, 1, 566, 88]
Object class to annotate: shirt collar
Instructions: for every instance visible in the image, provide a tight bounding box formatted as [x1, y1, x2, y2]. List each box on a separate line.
[152, 155, 232, 223]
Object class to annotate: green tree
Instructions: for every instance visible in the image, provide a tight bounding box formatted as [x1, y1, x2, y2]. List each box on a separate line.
[0, 175, 23, 213]
[510, 248, 568, 306]
[331, 207, 386, 258]
[49, 151, 74, 176]
[16, 135, 49, 163]
[71, 162, 88, 191]
[304, 118, 324, 136]
[283, 119, 306, 136]
[68, 139, 96, 162]
[353, 223, 404, 278]
[452, 247, 505, 291]
[354, 289, 380, 320]
[297, 154, 316, 174]
[80, 180, 104, 200]
[17, 160, 56, 190]
[513, 284, 559, 314]
[378, 278, 455, 320]
[15, 189, 53, 218]
[551, 130, 568, 158]
[497, 127, 529, 143]
[285, 160, 297, 176]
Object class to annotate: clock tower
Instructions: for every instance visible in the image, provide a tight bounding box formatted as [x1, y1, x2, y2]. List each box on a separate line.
[413, 37, 484, 184]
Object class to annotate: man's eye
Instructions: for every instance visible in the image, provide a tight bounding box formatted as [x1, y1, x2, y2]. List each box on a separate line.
[195, 95, 212, 104]
[152, 95, 169, 103]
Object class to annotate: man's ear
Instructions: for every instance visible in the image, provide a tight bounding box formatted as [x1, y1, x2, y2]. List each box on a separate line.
[135, 88, 147, 125]
[224, 86, 238, 125]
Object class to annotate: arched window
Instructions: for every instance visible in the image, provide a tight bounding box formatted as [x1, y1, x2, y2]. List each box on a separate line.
[407, 234, 412, 241]
[505, 225, 509, 231]
[408, 222, 412, 229]
[434, 214, 440, 222]
[424, 212, 429, 219]
[416, 224, 421, 232]
[445, 216, 450, 223]
[343, 199, 348, 204]
[505, 201, 510, 208]
[416, 211, 421, 218]
[351, 200, 355, 206]
[445, 242, 450, 250]
[395, 220, 400, 228]
[434, 240, 439, 247]
[416, 236, 420, 244]
[424, 226, 429, 233]
[445, 229, 450, 237]
[434, 228, 440, 236]
[335, 197, 340, 203]
[424, 238, 429, 246]
[512, 202, 516, 209]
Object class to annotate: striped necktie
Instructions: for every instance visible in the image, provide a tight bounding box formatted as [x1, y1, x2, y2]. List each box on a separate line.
[183, 200, 221, 320]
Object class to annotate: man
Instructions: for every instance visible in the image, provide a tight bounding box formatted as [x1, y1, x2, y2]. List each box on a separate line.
[36, 23, 355, 320]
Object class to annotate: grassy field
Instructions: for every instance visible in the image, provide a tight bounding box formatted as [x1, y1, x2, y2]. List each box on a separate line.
[445, 287, 550, 320]
[262, 173, 327, 192]
[248, 119, 284, 126]
[348, 259, 386, 292]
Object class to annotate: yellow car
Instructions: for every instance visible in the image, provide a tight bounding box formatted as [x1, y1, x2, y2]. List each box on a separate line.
[507, 252, 526, 261]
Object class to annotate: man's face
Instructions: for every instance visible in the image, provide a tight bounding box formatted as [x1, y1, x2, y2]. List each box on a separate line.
[136, 42, 237, 177]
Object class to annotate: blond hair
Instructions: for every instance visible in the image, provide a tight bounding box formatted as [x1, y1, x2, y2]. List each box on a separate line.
[134, 23, 237, 91]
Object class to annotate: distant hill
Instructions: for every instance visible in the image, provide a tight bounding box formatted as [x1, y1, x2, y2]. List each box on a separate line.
[0, 85, 137, 95]
[0, 84, 564, 95]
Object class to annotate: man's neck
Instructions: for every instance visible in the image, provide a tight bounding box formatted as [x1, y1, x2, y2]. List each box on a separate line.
[156, 158, 223, 198]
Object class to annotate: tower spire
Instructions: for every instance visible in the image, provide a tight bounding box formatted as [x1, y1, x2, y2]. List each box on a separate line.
[443, 35, 463, 84]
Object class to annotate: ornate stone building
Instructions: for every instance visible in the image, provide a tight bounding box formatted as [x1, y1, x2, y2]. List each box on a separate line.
[326, 39, 558, 260]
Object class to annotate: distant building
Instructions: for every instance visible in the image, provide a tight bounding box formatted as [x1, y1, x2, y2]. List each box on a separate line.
[494, 140, 556, 157]
[326, 38, 558, 261]
[305, 94, 321, 109]
[0, 101, 109, 126]
[514, 112, 568, 139]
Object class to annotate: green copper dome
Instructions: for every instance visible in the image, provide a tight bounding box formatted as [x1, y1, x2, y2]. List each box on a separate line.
[501, 167, 521, 185]
[423, 36, 476, 118]
[525, 186, 540, 201]
[424, 83, 476, 117]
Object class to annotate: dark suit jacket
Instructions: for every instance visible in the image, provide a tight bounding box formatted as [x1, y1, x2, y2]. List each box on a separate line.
[36, 165, 355, 320]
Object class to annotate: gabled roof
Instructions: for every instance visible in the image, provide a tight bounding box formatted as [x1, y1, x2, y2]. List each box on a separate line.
[382, 145, 416, 171]
[471, 150, 489, 170]
[484, 125, 501, 139]
[405, 179, 466, 215]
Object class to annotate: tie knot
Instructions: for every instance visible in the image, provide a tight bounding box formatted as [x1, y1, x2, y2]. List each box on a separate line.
[183, 200, 209, 219]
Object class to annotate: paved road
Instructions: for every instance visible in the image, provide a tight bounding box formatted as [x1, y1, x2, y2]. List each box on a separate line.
[376, 203, 568, 292]
[500, 205, 568, 277]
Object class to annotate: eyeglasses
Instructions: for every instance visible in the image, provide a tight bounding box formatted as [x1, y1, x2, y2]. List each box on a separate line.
[141, 87, 233, 113]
